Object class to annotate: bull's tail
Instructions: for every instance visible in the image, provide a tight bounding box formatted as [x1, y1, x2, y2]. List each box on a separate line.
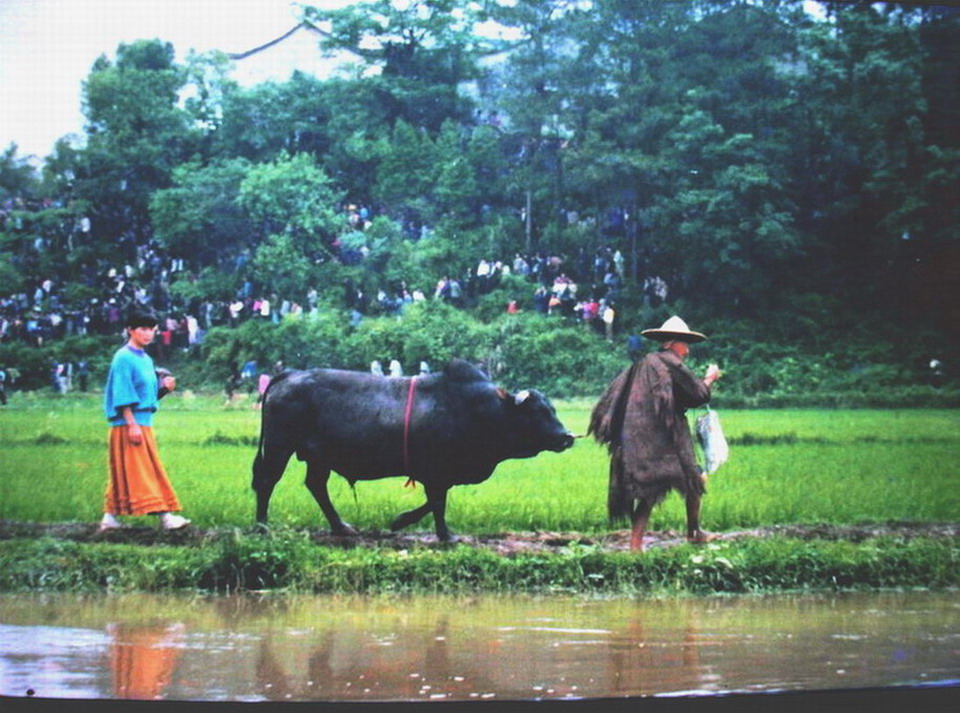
[252, 410, 266, 489]
[251, 370, 291, 487]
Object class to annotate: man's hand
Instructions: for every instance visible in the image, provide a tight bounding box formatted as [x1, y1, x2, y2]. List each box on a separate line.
[705, 364, 721, 385]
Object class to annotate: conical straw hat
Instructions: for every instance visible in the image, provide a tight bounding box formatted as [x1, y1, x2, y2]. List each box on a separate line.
[640, 315, 707, 343]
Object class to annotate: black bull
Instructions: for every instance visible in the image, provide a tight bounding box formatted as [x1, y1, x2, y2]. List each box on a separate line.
[252, 359, 575, 541]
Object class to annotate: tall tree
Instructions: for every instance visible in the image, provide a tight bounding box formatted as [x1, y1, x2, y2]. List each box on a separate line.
[237, 152, 343, 260]
[76, 40, 195, 248]
[498, 0, 804, 310]
[556, 0, 696, 274]
[149, 158, 253, 266]
[0, 144, 39, 203]
[373, 119, 438, 213]
[916, 5, 960, 245]
[484, 0, 590, 251]
[300, 0, 485, 131]
[792, 2, 930, 311]
[213, 72, 340, 164]
[640, 2, 802, 311]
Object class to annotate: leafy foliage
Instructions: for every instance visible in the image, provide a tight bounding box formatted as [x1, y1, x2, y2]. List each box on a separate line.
[3, 1, 958, 398]
[237, 152, 343, 252]
[77, 40, 197, 243]
[150, 158, 253, 262]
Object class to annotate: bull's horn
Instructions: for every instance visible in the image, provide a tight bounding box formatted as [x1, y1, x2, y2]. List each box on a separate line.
[514, 390, 530, 405]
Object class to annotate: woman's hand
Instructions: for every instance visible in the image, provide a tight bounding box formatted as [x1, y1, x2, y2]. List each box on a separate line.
[128, 424, 143, 446]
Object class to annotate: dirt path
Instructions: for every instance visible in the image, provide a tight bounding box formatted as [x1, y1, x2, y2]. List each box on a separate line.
[1, 520, 957, 555]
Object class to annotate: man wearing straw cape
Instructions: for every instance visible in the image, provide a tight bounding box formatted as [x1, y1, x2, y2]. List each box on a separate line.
[589, 316, 721, 551]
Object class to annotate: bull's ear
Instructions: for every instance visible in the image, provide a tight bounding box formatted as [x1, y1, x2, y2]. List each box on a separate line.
[496, 387, 510, 401]
[514, 390, 531, 405]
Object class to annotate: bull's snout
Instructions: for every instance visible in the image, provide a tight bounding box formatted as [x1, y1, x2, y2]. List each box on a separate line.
[557, 432, 577, 450]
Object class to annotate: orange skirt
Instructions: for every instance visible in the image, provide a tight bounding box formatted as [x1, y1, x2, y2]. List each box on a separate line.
[105, 426, 182, 515]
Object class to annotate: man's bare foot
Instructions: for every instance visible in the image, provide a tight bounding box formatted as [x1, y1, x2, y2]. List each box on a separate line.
[687, 530, 717, 544]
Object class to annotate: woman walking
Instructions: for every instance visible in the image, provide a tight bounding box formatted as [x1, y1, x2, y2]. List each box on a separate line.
[99, 310, 190, 532]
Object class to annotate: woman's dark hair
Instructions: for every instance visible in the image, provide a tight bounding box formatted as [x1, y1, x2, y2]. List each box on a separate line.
[124, 309, 159, 329]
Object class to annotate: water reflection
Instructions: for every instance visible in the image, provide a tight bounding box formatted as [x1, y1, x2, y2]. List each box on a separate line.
[253, 616, 505, 701]
[107, 622, 184, 700]
[0, 592, 958, 701]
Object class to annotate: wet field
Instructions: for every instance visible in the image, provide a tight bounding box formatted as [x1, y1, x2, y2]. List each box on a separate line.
[1, 590, 958, 702]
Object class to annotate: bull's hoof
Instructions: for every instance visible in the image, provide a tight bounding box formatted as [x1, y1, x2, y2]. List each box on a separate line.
[331, 522, 359, 537]
[254, 521, 271, 534]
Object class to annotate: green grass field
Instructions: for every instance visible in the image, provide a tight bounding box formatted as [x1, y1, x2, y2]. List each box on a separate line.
[2, 392, 958, 535]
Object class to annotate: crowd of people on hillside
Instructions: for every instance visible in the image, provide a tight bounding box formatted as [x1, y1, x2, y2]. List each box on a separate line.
[1, 194, 673, 392]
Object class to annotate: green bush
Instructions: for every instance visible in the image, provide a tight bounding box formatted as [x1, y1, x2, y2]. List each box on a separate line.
[494, 313, 626, 394]
[351, 300, 493, 371]
[2, 535, 957, 595]
[5, 285, 955, 406]
[170, 305, 960, 404]
[0, 334, 115, 391]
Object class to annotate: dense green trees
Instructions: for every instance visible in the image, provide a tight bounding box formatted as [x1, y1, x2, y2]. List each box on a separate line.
[150, 158, 253, 263]
[79, 40, 197, 243]
[2, 1, 958, 396]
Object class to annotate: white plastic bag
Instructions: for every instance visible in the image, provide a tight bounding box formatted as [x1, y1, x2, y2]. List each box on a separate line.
[696, 407, 729, 475]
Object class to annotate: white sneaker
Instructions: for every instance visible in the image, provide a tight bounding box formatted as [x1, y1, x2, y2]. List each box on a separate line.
[98, 513, 123, 532]
[160, 513, 191, 530]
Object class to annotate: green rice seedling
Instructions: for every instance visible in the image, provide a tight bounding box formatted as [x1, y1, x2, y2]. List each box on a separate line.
[1, 395, 958, 534]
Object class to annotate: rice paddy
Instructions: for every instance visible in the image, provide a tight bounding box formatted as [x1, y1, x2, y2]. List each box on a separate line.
[2, 393, 957, 534]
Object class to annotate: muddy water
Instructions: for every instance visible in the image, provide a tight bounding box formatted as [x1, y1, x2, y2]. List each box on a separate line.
[0, 591, 958, 702]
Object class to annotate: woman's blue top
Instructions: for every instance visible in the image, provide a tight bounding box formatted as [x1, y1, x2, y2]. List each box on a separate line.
[104, 346, 159, 427]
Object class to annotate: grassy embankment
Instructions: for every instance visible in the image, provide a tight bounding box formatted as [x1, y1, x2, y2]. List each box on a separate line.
[0, 391, 958, 595]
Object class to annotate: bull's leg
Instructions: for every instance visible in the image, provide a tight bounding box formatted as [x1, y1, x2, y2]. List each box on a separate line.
[426, 483, 453, 542]
[389, 483, 454, 541]
[630, 498, 654, 551]
[252, 447, 293, 525]
[304, 461, 358, 536]
[389, 501, 432, 532]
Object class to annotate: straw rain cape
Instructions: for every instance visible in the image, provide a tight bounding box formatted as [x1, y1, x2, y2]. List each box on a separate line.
[589, 350, 712, 520]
